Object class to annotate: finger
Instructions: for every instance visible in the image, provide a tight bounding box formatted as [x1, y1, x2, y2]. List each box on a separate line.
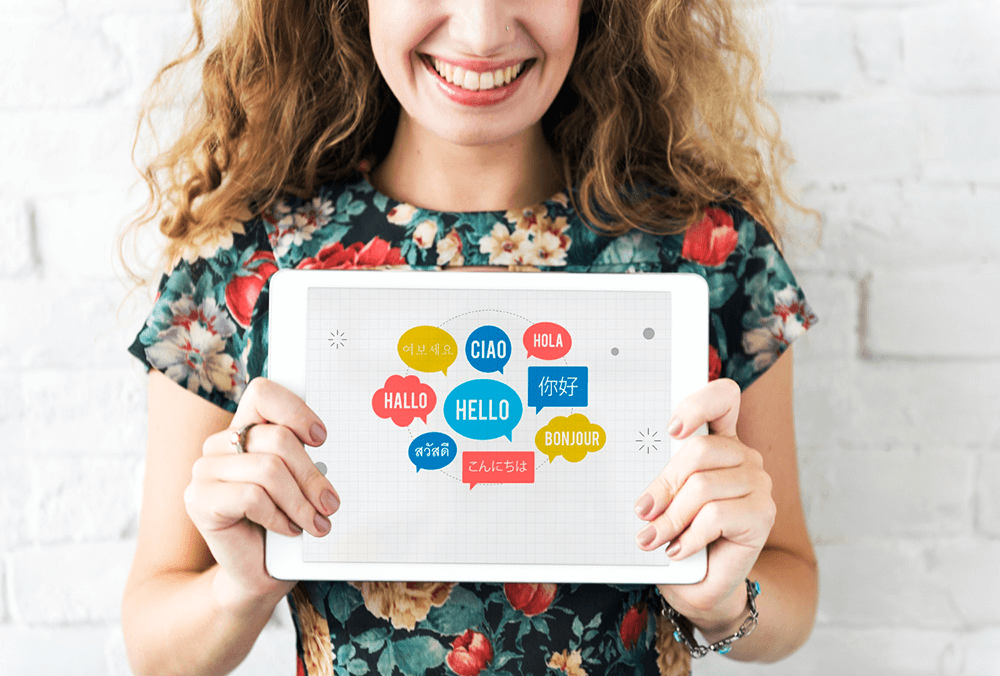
[633, 435, 748, 521]
[186, 479, 308, 538]
[202, 423, 341, 520]
[231, 377, 327, 447]
[662, 493, 775, 561]
[635, 465, 763, 551]
[667, 378, 742, 440]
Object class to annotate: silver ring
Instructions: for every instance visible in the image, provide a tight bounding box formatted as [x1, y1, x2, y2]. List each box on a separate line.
[231, 423, 257, 454]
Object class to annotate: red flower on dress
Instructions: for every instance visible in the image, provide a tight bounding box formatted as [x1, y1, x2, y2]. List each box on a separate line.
[504, 582, 557, 616]
[296, 237, 406, 270]
[708, 344, 722, 381]
[681, 207, 739, 267]
[619, 602, 648, 650]
[446, 629, 493, 676]
[225, 251, 278, 328]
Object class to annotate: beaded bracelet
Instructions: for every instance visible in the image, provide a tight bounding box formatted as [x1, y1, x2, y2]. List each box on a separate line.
[659, 579, 760, 658]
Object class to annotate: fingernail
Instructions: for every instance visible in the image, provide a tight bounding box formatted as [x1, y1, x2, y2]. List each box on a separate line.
[666, 541, 682, 558]
[321, 489, 340, 515]
[311, 423, 327, 445]
[314, 514, 331, 535]
[290, 523, 303, 535]
[667, 418, 682, 436]
[634, 494, 654, 518]
[637, 524, 655, 547]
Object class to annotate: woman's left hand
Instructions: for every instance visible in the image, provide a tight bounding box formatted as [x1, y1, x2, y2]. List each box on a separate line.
[633, 378, 776, 634]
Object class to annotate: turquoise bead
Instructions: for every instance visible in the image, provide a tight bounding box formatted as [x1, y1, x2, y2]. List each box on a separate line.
[753, 581, 761, 595]
[719, 645, 732, 655]
[674, 630, 682, 642]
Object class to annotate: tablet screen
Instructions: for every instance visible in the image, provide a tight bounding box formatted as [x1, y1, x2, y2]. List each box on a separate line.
[301, 285, 674, 569]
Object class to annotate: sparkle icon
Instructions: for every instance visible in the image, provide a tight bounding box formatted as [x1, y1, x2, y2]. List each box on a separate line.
[328, 330, 347, 349]
[636, 427, 661, 454]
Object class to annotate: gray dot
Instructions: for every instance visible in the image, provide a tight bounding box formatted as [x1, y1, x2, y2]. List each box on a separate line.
[643, 328, 655, 340]
[315, 461, 327, 476]
[611, 347, 619, 356]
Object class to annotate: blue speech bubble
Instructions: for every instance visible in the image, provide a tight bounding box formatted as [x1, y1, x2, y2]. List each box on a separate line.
[527, 366, 589, 413]
[407, 432, 458, 472]
[444, 379, 523, 442]
[465, 325, 512, 374]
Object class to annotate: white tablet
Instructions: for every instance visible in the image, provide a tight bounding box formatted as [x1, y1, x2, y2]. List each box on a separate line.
[267, 269, 708, 584]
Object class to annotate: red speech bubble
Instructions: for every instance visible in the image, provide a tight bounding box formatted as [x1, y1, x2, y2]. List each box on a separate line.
[462, 451, 536, 490]
[372, 374, 437, 427]
[523, 322, 572, 360]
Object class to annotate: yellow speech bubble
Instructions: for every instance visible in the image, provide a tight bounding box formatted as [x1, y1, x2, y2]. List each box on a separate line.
[534, 413, 606, 463]
[397, 326, 458, 376]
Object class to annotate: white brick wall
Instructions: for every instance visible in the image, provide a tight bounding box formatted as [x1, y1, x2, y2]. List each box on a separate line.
[0, 0, 996, 673]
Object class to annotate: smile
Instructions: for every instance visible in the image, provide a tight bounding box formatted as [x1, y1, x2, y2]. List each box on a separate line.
[421, 55, 535, 92]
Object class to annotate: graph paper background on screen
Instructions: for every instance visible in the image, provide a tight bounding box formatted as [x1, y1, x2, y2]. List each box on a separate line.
[302, 287, 671, 567]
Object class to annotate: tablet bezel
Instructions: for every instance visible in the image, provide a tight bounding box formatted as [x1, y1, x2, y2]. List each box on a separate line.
[267, 269, 708, 584]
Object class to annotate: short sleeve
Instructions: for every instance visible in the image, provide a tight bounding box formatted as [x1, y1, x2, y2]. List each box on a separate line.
[676, 202, 818, 391]
[127, 219, 278, 413]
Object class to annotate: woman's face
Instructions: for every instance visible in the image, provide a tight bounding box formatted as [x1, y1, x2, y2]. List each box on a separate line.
[367, 0, 582, 148]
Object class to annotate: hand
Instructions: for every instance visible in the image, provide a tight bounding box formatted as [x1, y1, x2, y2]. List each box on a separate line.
[633, 379, 776, 634]
[183, 377, 340, 607]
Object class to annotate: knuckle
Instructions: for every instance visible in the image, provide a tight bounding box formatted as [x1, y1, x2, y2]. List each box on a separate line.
[275, 424, 300, 450]
[260, 453, 287, 484]
[241, 482, 268, 509]
[687, 472, 710, 501]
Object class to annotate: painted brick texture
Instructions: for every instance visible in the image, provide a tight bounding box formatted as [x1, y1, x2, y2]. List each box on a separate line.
[0, 0, 996, 674]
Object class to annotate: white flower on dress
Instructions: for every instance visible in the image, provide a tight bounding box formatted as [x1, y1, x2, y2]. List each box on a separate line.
[436, 229, 464, 266]
[387, 203, 417, 225]
[412, 219, 438, 249]
[146, 295, 245, 399]
[479, 223, 531, 266]
[270, 197, 332, 257]
[175, 204, 252, 266]
[742, 286, 814, 370]
[532, 231, 568, 266]
[505, 204, 549, 231]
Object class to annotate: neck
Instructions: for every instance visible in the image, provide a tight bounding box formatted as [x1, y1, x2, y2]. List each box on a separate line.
[369, 112, 565, 212]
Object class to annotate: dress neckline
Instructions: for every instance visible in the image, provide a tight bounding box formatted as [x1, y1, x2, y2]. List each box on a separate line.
[355, 171, 573, 218]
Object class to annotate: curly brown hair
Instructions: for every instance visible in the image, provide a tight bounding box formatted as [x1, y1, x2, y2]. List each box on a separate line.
[119, 0, 807, 283]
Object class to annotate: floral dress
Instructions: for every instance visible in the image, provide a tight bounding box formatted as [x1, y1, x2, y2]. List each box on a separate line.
[128, 171, 817, 676]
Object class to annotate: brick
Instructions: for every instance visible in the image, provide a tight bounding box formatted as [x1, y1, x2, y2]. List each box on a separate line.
[922, 540, 1000, 626]
[0, 17, 127, 109]
[866, 267, 1000, 358]
[790, 273, 857, 359]
[0, 109, 137, 198]
[697, 627, 952, 676]
[811, 542, 964, 627]
[854, 11, 903, 85]
[775, 96, 919, 183]
[905, 1, 1000, 92]
[794, 360, 1000, 448]
[962, 629, 1000, 676]
[799, 448, 975, 543]
[0, 369, 148, 455]
[977, 454, 1000, 536]
[0, 0, 61, 12]
[0, 625, 109, 675]
[919, 95, 1000, 183]
[0, 195, 36, 276]
[66, 0, 189, 14]
[764, 7, 856, 95]
[0, 279, 130, 370]
[100, 12, 197, 105]
[8, 541, 134, 624]
[0, 455, 32, 551]
[30, 457, 137, 544]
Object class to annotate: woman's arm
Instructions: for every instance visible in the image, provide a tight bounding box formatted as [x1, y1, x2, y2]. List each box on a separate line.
[120, 370, 289, 676]
[697, 346, 819, 661]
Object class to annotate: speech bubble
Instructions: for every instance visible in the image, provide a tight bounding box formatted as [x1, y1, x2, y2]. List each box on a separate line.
[408, 432, 458, 472]
[527, 366, 588, 413]
[535, 414, 607, 463]
[523, 322, 572, 360]
[444, 379, 523, 442]
[462, 451, 536, 490]
[465, 325, 512, 374]
[372, 374, 437, 426]
[398, 326, 458, 376]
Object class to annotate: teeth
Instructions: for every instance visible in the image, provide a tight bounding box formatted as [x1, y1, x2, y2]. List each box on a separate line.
[431, 57, 527, 91]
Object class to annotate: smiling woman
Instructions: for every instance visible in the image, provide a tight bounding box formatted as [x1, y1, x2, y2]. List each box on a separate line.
[119, 0, 818, 675]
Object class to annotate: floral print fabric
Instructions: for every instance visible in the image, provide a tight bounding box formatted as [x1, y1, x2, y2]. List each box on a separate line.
[128, 171, 817, 676]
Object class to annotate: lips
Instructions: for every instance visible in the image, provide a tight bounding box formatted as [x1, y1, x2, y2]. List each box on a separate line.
[419, 54, 535, 107]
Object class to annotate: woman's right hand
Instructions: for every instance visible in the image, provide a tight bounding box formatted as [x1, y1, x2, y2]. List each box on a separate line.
[183, 377, 340, 607]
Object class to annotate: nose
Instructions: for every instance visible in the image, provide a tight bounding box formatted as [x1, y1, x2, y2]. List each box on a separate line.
[447, 0, 517, 57]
